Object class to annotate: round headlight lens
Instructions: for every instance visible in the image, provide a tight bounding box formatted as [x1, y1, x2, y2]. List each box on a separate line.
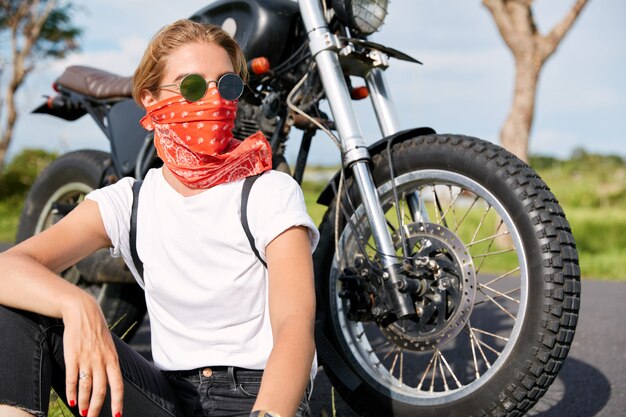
[332, 0, 389, 36]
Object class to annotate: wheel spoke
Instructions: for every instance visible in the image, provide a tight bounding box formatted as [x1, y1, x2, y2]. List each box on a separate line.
[432, 185, 448, 228]
[450, 186, 459, 230]
[399, 350, 404, 386]
[474, 287, 521, 306]
[390, 350, 401, 379]
[468, 323, 481, 380]
[437, 351, 449, 391]
[453, 195, 480, 233]
[470, 326, 510, 342]
[467, 230, 510, 247]
[470, 204, 492, 244]
[483, 267, 521, 286]
[438, 350, 463, 389]
[370, 340, 392, 354]
[478, 283, 520, 304]
[417, 350, 438, 390]
[438, 185, 461, 228]
[382, 344, 399, 360]
[472, 247, 516, 258]
[478, 288, 517, 320]
[429, 351, 439, 393]
[475, 219, 504, 273]
[466, 325, 492, 369]
[474, 336, 502, 356]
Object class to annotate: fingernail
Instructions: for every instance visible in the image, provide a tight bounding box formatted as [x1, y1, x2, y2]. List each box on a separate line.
[69, 399, 76, 407]
[115, 412, 122, 417]
[81, 409, 88, 416]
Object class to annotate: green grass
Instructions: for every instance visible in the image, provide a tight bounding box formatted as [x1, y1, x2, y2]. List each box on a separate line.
[48, 391, 72, 417]
[566, 207, 626, 280]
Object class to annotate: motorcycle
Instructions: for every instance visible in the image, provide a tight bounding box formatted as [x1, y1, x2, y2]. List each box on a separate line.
[20, 0, 581, 416]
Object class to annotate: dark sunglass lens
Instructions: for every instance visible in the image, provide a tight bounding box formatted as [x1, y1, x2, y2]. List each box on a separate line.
[218, 73, 244, 101]
[180, 74, 207, 102]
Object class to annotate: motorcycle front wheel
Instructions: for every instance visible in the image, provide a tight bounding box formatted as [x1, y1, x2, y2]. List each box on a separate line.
[314, 134, 580, 417]
[16, 150, 146, 341]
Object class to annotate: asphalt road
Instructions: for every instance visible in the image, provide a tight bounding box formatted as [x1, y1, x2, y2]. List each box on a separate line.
[1, 242, 623, 416]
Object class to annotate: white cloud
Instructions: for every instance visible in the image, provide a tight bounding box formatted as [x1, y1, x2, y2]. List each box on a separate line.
[47, 36, 148, 76]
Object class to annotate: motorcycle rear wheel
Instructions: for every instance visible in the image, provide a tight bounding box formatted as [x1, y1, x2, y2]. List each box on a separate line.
[16, 150, 146, 341]
[314, 134, 580, 417]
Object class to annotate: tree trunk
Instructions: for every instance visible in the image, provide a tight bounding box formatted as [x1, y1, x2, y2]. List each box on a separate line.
[0, 0, 57, 173]
[0, 89, 16, 173]
[0, 50, 24, 175]
[500, 57, 540, 163]
[483, 0, 590, 161]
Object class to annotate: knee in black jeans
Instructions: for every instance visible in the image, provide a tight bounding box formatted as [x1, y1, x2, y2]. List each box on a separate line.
[0, 305, 66, 417]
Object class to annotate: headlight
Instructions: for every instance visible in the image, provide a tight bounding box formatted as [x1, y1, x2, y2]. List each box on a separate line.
[332, 0, 389, 36]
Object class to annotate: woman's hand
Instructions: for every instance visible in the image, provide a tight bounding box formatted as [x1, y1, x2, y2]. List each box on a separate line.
[61, 293, 124, 417]
[0, 200, 123, 417]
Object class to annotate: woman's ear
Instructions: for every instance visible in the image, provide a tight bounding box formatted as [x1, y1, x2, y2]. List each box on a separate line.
[141, 89, 158, 108]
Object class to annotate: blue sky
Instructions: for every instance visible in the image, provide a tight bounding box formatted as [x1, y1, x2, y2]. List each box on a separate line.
[3, 0, 625, 167]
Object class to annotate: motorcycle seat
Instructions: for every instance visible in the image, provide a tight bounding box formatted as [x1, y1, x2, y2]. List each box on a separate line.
[56, 65, 133, 99]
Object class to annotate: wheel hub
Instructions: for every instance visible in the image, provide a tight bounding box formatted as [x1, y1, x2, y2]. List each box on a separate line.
[381, 222, 477, 351]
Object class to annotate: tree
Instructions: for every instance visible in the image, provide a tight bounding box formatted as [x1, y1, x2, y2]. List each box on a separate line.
[0, 0, 81, 173]
[483, 0, 589, 162]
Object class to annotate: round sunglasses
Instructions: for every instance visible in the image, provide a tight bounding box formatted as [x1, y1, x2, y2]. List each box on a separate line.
[159, 73, 244, 102]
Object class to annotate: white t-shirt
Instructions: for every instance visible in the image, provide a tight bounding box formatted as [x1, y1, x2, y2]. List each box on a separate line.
[86, 168, 319, 375]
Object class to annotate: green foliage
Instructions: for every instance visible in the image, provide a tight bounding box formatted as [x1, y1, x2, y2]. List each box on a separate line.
[0, 149, 57, 242]
[0, 1, 82, 61]
[0, 194, 22, 242]
[0, 148, 57, 199]
[35, 2, 82, 59]
[301, 179, 328, 226]
[532, 150, 626, 208]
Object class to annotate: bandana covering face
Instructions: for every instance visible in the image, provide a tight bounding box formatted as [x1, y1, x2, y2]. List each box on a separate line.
[140, 87, 272, 189]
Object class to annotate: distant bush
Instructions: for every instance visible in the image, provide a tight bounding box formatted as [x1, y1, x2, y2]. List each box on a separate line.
[532, 149, 626, 209]
[0, 149, 58, 199]
[529, 154, 560, 170]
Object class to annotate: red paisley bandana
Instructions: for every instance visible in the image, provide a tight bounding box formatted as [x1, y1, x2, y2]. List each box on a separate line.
[140, 87, 272, 189]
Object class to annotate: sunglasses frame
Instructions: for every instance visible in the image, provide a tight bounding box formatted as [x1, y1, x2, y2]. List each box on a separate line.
[159, 72, 244, 102]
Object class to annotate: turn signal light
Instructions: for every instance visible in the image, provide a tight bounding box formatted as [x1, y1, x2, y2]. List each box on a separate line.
[350, 86, 369, 100]
[250, 57, 270, 75]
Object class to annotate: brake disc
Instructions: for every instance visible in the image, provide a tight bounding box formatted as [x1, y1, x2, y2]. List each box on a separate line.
[381, 222, 477, 351]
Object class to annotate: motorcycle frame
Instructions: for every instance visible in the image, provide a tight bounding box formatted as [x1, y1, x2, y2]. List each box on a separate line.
[298, 0, 416, 318]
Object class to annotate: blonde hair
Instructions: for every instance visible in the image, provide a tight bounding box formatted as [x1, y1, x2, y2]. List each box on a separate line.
[132, 19, 248, 106]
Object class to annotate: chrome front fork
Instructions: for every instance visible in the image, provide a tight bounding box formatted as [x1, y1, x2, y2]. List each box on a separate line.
[299, 0, 415, 318]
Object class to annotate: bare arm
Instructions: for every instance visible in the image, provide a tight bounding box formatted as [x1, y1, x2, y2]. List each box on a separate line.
[0, 200, 124, 417]
[0, 200, 110, 315]
[252, 226, 316, 417]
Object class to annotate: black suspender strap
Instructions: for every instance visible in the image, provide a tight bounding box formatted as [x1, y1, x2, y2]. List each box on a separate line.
[241, 174, 267, 269]
[130, 179, 144, 279]
[130, 175, 266, 277]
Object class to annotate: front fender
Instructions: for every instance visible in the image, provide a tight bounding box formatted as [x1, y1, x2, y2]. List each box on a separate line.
[316, 127, 436, 206]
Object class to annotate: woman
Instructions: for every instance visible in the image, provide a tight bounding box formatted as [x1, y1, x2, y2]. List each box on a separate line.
[0, 19, 318, 417]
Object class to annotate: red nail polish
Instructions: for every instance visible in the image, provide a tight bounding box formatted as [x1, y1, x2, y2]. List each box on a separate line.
[81, 409, 88, 416]
[69, 399, 76, 407]
[115, 412, 122, 417]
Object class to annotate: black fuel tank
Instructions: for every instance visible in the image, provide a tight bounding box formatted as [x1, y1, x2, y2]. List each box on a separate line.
[190, 0, 300, 67]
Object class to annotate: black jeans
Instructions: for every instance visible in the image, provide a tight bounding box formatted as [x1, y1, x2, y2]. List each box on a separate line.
[0, 306, 311, 417]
